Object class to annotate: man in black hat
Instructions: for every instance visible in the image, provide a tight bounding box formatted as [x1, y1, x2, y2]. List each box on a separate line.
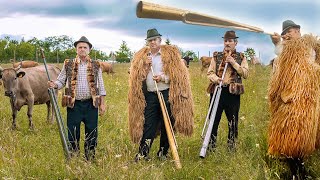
[128, 28, 194, 162]
[270, 20, 303, 72]
[48, 36, 106, 161]
[206, 30, 248, 152]
[271, 20, 301, 47]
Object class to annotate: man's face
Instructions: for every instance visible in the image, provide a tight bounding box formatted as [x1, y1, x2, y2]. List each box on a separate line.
[282, 28, 301, 40]
[147, 37, 161, 50]
[76, 42, 90, 58]
[224, 39, 237, 51]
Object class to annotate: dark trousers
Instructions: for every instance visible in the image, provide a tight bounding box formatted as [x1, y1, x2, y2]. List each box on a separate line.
[209, 86, 240, 143]
[138, 89, 174, 156]
[67, 99, 98, 159]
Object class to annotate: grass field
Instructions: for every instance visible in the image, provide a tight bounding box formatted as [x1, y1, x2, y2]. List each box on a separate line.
[0, 62, 319, 179]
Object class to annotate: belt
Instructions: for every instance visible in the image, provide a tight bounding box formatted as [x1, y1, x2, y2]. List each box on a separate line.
[149, 89, 169, 94]
[75, 98, 92, 102]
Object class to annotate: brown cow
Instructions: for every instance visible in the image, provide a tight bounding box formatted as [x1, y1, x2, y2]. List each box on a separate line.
[0, 65, 60, 129]
[200, 56, 212, 72]
[182, 56, 193, 68]
[99, 61, 114, 74]
[11, 60, 39, 68]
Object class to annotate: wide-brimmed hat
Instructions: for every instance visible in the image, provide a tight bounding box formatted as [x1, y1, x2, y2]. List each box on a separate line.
[281, 20, 300, 35]
[222, 30, 239, 39]
[146, 28, 162, 41]
[74, 36, 93, 49]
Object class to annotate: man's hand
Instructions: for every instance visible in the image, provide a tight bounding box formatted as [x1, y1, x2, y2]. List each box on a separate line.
[153, 75, 162, 83]
[99, 103, 106, 116]
[225, 55, 236, 64]
[209, 76, 222, 84]
[47, 80, 57, 89]
[98, 96, 106, 116]
[271, 32, 281, 45]
[146, 56, 152, 65]
[281, 34, 291, 41]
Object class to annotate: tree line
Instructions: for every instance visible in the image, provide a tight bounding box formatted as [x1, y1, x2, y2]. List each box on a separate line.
[1, 35, 247, 64]
[0, 35, 118, 64]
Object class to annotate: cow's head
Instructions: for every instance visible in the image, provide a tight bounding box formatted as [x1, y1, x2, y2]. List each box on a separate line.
[1, 65, 25, 98]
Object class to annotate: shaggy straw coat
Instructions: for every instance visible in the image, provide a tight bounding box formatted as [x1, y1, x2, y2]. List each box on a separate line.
[268, 34, 320, 158]
[128, 45, 194, 143]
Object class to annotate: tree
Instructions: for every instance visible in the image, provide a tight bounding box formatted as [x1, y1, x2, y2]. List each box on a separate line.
[115, 41, 132, 63]
[165, 38, 171, 45]
[16, 41, 35, 60]
[244, 48, 256, 62]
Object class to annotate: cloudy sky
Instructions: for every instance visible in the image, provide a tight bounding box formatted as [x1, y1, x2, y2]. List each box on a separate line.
[0, 0, 318, 64]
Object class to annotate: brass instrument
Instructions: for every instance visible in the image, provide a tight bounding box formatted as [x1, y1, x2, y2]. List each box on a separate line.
[136, 1, 272, 35]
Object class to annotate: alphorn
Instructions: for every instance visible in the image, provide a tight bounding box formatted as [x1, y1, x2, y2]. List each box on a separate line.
[149, 54, 181, 169]
[40, 49, 71, 160]
[200, 51, 230, 158]
[136, 1, 273, 35]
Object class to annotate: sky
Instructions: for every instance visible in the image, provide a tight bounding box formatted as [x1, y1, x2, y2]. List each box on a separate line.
[0, 0, 318, 64]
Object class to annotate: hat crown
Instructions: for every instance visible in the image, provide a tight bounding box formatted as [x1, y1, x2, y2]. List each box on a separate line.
[281, 20, 300, 35]
[74, 36, 92, 49]
[222, 30, 238, 39]
[78, 36, 89, 42]
[146, 28, 162, 40]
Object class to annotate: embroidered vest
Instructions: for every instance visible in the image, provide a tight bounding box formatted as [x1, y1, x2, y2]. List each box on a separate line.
[62, 57, 100, 108]
[214, 51, 243, 84]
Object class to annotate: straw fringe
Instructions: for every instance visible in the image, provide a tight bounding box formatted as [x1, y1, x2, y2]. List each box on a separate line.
[268, 34, 320, 158]
[128, 45, 194, 143]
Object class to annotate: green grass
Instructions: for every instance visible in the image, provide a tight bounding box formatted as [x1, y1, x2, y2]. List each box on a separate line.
[0, 62, 319, 179]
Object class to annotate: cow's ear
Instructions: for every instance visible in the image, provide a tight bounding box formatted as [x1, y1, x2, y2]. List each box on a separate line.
[16, 71, 26, 78]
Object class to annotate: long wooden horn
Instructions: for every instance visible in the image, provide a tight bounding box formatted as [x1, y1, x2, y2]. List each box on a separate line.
[136, 1, 273, 35]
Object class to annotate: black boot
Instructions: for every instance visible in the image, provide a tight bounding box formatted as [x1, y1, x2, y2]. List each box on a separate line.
[287, 158, 298, 179]
[85, 149, 96, 161]
[208, 136, 217, 152]
[157, 147, 168, 160]
[227, 139, 236, 152]
[135, 139, 152, 162]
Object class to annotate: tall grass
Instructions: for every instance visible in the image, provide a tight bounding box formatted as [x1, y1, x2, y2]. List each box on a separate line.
[0, 62, 319, 179]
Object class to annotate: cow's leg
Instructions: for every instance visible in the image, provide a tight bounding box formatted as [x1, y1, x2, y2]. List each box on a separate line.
[27, 97, 34, 130]
[46, 101, 54, 124]
[11, 108, 18, 130]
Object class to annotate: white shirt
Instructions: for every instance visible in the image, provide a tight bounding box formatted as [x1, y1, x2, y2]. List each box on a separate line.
[146, 50, 170, 92]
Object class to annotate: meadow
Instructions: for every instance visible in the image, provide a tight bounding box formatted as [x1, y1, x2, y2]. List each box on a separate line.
[0, 62, 319, 179]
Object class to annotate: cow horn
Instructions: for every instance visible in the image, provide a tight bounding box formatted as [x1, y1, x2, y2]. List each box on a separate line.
[14, 61, 22, 71]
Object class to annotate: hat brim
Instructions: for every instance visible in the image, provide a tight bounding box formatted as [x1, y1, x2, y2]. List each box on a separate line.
[74, 41, 93, 49]
[281, 25, 300, 35]
[222, 36, 239, 39]
[145, 35, 162, 41]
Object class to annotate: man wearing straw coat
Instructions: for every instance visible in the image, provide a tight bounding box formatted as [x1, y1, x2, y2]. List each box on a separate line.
[269, 20, 320, 178]
[206, 30, 248, 151]
[128, 28, 194, 161]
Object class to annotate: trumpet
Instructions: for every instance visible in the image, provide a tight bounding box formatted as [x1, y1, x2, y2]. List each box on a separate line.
[149, 54, 181, 169]
[136, 1, 273, 35]
[199, 51, 230, 158]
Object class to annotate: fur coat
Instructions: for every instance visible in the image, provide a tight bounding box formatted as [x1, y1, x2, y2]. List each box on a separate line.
[268, 34, 320, 158]
[128, 45, 194, 143]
